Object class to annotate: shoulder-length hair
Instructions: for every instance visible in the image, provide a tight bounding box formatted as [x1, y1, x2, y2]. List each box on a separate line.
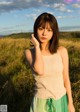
[33, 12, 59, 54]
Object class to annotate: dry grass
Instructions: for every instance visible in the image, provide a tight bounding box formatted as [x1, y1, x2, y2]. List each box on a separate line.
[0, 35, 80, 112]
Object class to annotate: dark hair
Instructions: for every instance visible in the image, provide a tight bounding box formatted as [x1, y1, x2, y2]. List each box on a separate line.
[34, 12, 59, 53]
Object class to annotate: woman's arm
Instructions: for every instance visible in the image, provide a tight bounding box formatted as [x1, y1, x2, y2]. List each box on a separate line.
[59, 46, 75, 112]
[25, 34, 44, 75]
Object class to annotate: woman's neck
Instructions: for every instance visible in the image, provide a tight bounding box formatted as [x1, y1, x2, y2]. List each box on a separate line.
[41, 42, 49, 51]
[41, 43, 52, 55]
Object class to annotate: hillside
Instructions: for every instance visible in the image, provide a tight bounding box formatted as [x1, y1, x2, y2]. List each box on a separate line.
[1, 31, 80, 39]
[0, 32, 80, 112]
[2, 32, 32, 39]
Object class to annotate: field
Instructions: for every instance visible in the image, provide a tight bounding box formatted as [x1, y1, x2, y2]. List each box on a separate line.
[0, 32, 80, 112]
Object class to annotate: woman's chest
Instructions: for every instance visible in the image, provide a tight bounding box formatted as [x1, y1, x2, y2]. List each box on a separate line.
[42, 54, 63, 75]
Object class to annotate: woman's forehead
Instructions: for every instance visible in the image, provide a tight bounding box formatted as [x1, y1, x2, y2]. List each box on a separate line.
[39, 22, 52, 29]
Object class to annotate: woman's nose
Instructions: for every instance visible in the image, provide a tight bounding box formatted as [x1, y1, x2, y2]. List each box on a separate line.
[42, 29, 47, 36]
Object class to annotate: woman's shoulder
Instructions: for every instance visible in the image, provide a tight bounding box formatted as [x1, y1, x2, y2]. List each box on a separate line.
[57, 46, 68, 58]
[25, 47, 35, 55]
[25, 48, 35, 63]
[58, 46, 67, 52]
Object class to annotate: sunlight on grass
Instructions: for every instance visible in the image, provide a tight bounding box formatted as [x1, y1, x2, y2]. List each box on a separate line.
[0, 33, 80, 112]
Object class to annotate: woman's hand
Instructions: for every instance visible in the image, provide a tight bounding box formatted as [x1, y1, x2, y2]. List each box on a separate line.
[30, 34, 40, 47]
[68, 103, 75, 112]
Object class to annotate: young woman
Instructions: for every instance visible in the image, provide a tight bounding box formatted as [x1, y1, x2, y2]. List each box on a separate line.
[25, 12, 75, 112]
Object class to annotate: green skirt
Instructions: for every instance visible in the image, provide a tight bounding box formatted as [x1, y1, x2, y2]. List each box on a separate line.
[30, 94, 68, 112]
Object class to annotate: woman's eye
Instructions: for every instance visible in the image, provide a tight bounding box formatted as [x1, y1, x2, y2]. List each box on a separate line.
[39, 27, 43, 30]
[48, 29, 52, 32]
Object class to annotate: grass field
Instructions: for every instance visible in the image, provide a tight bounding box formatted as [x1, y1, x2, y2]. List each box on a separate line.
[0, 32, 80, 112]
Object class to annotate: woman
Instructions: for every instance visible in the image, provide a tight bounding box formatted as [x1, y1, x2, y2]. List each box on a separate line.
[25, 12, 75, 112]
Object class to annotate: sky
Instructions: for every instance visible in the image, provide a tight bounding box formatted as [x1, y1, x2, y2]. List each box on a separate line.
[0, 0, 80, 35]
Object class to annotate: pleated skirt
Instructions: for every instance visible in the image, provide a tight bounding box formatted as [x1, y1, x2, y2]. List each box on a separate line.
[30, 94, 68, 112]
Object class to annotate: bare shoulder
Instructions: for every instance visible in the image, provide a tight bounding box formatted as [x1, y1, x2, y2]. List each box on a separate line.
[25, 48, 35, 65]
[58, 46, 68, 53]
[25, 48, 35, 56]
[58, 46, 68, 58]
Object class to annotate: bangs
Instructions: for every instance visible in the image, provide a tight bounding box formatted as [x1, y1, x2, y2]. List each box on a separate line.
[38, 19, 53, 30]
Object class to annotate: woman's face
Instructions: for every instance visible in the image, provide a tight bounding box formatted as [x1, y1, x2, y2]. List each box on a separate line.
[37, 22, 53, 43]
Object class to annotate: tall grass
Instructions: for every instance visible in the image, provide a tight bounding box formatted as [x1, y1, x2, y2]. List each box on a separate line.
[0, 33, 80, 112]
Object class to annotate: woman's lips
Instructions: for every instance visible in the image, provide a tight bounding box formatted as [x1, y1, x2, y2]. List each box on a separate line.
[41, 37, 47, 39]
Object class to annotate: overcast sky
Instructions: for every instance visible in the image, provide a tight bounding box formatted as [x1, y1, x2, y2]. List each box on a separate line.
[0, 0, 80, 35]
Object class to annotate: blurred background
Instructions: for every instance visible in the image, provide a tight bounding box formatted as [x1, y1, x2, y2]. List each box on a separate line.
[0, 0, 80, 112]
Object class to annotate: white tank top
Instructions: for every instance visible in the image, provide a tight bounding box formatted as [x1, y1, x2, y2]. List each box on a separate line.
[34, 51, 66, 100]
